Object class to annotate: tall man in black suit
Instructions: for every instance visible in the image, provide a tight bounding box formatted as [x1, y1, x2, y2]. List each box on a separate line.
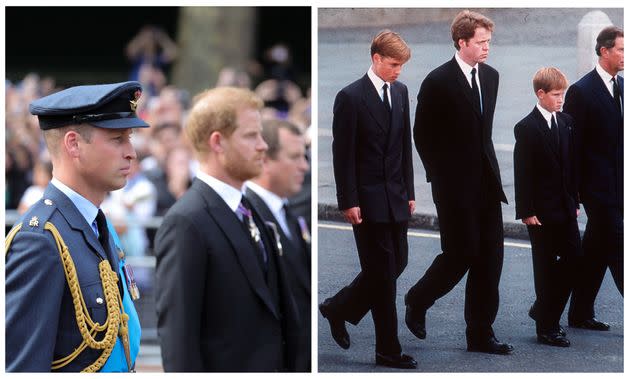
[565, 26, 624, 331]
[320, 30, 416, 369]
[246, 118, 311, 371]
[514, 67, 580, 347]
[154, 87, 301, 372]
[405, 10, 513, 355]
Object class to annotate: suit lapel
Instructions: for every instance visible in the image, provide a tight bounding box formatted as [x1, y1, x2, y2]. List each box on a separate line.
[451, 58, 482, 119]
[193, 180, 280, 319]
[589, 70, 621, 116]
[245, 189, 310, 294]
[386, 81, 403, 152]
[44, 184, 109, 262]
[360, 74, 390, 134]
[557, 114, 571, 170]
[531, 108, 560, 162]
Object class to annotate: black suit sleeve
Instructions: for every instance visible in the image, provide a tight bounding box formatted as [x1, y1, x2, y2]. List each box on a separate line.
[154, 212, 208, 372]
[332, 89, 359, 210]
[563, 84, 586, 204]
[513, 122, 535, 220]
[402, 84, 415, 201]
[413, 75, 439, 182]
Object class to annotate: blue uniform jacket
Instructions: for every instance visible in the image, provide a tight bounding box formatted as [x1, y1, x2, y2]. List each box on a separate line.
[6, 183, 138, 372]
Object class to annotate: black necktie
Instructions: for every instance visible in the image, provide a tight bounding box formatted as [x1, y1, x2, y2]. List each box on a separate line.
[550, 114, 559, 149]
[95, 209, 112, 256]
[471, 67, 482, 113]
[283, 204, 298, 241]
[612, 76, 622, 113]
[382, 83, 391, 113]
[95, 210, 122, 294]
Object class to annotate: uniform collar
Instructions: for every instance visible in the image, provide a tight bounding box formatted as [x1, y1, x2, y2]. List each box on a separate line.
[50, 177, 99, 228]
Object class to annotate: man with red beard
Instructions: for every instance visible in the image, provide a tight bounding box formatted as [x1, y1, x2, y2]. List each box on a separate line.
[154, 87, 301, 372]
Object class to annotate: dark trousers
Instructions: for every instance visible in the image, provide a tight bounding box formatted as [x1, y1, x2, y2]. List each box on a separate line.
[569, 202, 623, 321]
[324, 220, 408, 355]
[528, 219, 580, 331]
[406, 198, 504, 341]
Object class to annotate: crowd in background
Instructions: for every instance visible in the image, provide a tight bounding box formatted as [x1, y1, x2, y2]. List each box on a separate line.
[5, 25, 312, 261]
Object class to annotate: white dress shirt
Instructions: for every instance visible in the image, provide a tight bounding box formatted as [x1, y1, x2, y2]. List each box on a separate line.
[367, 66, 391, 108]
[246, 181, 292, 238]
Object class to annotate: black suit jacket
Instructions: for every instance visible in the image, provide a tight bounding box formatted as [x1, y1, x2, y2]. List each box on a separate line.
[414, 57, 507, 206]
[154, 179, 300, 372]
[513, 108, 579, 224]
[332, 74, 414, 223]
[563, 69, 623, 208]
[245, 187, 310, 371]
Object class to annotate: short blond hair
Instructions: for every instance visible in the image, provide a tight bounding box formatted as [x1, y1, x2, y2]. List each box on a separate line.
[532, 67, 569, 93]
[370, 29, 411, 63]
[451, 10, 494, 50]
[185, 87, 263, 157]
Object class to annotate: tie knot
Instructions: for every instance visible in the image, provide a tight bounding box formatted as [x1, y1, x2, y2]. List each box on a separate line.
[382, 83, 388, 91]
[471, 67, 477, 77]
[237, 198, 252, 218]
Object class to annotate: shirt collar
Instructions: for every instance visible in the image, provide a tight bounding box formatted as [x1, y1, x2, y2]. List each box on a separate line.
[195, 170, 245, 212]
[455, 51, 479, 78]
[246, 181, 286, 215]
[535, 103, 555, 128]
[50, 177, 99, 227]
[596, 62, 615, 84]
[367, 65, 388, 93]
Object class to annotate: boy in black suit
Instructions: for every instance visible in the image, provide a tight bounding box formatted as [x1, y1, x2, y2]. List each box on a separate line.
[513, 67, 580, 347]
[320, 30, 416, 369]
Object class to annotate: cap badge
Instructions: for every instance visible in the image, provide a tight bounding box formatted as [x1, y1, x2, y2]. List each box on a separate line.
[29, 216, 40, 227]
[129, 90, 141, 112]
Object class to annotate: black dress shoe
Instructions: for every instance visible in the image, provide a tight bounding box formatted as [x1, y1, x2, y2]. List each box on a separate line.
[319, 302, 350, 349]
[467, 336, 514, 355]
[375, 352, 417, 369]
[529, 304, 566, 336]
[569, 318, 610, 331]
[404, 294, 426, 339]
[537, 332, 570, 347]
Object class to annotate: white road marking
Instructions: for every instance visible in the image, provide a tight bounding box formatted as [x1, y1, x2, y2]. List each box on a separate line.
[318, 222, 531, 249]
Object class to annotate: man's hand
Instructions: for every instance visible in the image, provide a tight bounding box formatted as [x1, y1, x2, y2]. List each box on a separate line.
[522, 215, 542, 226]
[408, 200, 416, 215]
[342, 207, 362, 225]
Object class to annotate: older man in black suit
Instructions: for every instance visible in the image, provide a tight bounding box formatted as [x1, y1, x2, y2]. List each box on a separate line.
[154, 87, 300, 372]
[245, 118, 311, 371]
[404, 10, 513, 355]
[565, 26, 624, 331]
[319, 29, 416, 369]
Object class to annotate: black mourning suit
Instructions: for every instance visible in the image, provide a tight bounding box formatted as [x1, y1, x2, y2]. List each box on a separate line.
[406, 56, 507, 344]
[326, 73, 414, 355]
[245, 187, 311, 372]
[154, 179, 301, 372]
[564, 69, 624, 324]
[513, 107, 581, 332]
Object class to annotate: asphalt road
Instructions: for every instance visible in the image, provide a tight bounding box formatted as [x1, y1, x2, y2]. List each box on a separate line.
[317, 221, 623, 372]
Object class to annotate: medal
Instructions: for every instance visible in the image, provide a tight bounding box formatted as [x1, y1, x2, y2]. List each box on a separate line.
[122, 263, 141, 301]
[297, 216, 311, 244]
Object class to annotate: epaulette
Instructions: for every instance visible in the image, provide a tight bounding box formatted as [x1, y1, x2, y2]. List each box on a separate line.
[19, 197, 58, 234]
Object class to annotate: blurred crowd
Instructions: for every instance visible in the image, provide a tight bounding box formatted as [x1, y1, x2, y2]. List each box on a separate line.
[6, 25, 312, 261]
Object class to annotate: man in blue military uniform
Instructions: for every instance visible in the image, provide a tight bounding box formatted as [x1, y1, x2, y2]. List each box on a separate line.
[5, 82, 146, 372]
